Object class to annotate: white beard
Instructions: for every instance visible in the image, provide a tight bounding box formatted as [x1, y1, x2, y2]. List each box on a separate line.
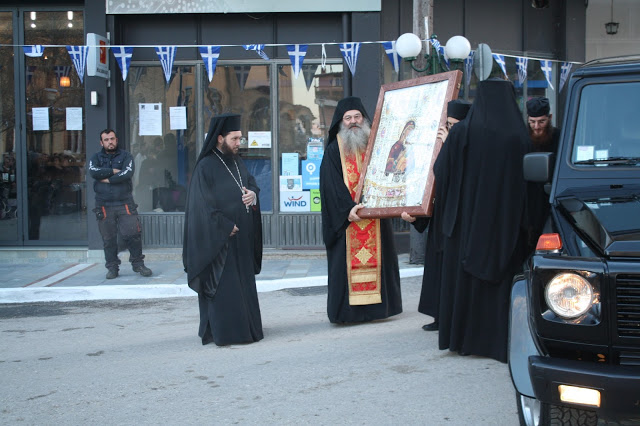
[338, 120, 371, 155]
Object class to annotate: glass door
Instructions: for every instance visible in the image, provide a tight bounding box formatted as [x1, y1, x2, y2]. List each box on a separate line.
[23, 9, 86, 242]
[0, 12, 17, 242]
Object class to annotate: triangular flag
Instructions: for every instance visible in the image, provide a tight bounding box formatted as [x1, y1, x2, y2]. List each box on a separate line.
[199, 46, 221, 82]
[234, 65, 252, 91]
[381, 41, 400, 73]
[464, 51, 474, 87]
[112, 46, 133, 81]
[286, 44, 308, 79]
[559, 62, 572, 92]
[493, 53, 508, 79]
[515, 56, 528, 85]
[66, 45, 89, 83]
[302, 64, 318, 91]
[540, 60, 554, 90]
[23, 45, 44, 57]
[244, 44, 269, 60]
[339, 42, 361, 76]
[54, 65, 71, 80]
[155, 46, 177, 83]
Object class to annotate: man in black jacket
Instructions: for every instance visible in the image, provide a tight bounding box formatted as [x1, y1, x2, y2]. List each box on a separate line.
[89, 129, 152, 279]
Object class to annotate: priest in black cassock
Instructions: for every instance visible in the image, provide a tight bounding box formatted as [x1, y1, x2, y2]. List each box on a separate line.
[320, 96, 402, 323]
[402, 99, 472, 332]
[182, 113, 263, 346]
[434, 80, 530, 363]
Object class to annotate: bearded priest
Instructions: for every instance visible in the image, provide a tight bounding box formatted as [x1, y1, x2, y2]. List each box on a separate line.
[319, 97, 403, 324]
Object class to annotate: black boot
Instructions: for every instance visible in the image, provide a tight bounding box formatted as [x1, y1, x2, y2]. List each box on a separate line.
[133, 264, 152, 277]
[422, 320, 439, 331]
[106, 268, 119, 279]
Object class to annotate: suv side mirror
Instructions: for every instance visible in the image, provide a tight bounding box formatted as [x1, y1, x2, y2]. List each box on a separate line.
[523, 152, 554, 183]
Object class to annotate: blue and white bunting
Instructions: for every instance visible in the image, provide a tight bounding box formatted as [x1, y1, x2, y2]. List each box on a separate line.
[54, 65, 71, 80]
[540, 60, 554, 90]
[559, 62, 572, 92]
[515, 57, 528, 85]
[66, 45, 88, 83]
[464, 51, 474, 87]
[381, 41, 400, 73]
[234, 65, 251, 91]
[23, 45, 44, 57]
[155, 46, 177, 83]
[199, 46, 221, 82]
[112, 46, 134, 81]
[493, 54, 508, 79]
[430, 39, 449, 70]
[244, 44, 269, 61]
[302, 64, 317, 91]
[286, 44, 308, 79]
[339, 42, 361, 76]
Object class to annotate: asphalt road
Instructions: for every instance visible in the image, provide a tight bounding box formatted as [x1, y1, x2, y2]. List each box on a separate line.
[0, 276, 519, 425]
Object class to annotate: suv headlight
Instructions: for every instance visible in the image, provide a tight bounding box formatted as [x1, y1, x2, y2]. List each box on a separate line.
[544, 273, 594, 319]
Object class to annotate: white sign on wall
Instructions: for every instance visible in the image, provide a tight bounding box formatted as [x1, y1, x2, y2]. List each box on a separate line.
[86, 33, 109, 79]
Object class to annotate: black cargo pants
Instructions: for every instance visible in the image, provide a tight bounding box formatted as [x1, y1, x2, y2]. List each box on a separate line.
[94, 203, 145, 270]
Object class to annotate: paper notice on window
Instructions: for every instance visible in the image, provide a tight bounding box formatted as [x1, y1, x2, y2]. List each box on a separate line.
[32, 107, 50, 131]
[139, 103, 162, 136]
[66, 107, 83, 130]
[576, 145, 594, 162]
[169, 106, 187, 130]
[248, 131, 271, 149]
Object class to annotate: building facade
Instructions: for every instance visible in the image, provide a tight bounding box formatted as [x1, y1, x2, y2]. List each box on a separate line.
[0, 0, 601, 252]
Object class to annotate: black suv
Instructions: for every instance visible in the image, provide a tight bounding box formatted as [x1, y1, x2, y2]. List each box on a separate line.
[509, 56, 640, 425]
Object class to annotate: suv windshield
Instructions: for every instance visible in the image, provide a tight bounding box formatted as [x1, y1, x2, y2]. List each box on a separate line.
[572, 81, 640, 166]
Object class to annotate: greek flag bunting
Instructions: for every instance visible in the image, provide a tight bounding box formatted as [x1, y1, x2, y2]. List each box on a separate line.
[112, 46, 134, 81]
[302, 64, 317, 91]
[286, 44, 308, 79]
[155, 46, 177, 83]
[199, 46, 221, 82]
[430, 39, 449, 70]
[339, 42, 361, 76]
[54, 65, 71, 80]
[493, 54, 508, 78]
[464, 51, 475, 87]
[244, 44, 269, 60]
[23, 45, 44, 57]
[234, 65, 251, 91]
[381, 41, 400, 73]
[66, 45, 88, 83]
[515, 57, 528, 85]
[559, 62, 572, 92]
[540, 60, 554, 90]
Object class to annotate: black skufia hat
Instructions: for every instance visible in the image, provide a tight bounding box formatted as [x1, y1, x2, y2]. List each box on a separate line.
[447, 99, 472, 120]
[526, 97, 550, 117]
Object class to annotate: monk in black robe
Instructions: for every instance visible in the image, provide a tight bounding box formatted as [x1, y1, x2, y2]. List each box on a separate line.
[435, 80, 530, 362]
[526, 97, 560, 251]
[402, 99, 472, 332]
[182, 113, 263, 346]
[320, 97, 402, 323]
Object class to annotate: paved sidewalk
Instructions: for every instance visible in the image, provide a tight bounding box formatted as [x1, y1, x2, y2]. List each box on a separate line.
[0, 249, 423, 303]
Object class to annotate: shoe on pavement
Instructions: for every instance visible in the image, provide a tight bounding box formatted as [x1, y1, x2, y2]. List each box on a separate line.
[422, 321, 439, 331]
[133, 264, 152, 277]
[106, 269, 119, 279]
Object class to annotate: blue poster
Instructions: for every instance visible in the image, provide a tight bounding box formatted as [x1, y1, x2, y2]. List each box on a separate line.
[301, 160, 320, 190]
[282, 152, 299, 176]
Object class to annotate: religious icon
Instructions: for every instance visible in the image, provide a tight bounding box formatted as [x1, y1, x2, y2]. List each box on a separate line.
[355, 70, 462, 218]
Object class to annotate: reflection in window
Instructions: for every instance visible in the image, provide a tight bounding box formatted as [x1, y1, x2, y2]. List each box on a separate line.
[278, 64, 344, 213]
[127, 66, 195, 212]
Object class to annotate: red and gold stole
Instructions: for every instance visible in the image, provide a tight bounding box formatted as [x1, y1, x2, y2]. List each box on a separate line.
[337, 136, 382, 305]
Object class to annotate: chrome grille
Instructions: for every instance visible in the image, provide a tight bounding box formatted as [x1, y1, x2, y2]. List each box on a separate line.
[616, 275, 640, 338]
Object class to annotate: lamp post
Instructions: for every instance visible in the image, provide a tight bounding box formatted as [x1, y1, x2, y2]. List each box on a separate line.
[395, 32, 471, 264]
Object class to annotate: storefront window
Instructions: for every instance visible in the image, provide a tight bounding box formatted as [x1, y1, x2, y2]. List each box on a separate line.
[24, 10, 86, 241]
[0, 12, 16, 241]
[127, 65, 196, 213]
[202, 64, 273, 211]
[277, 63, 343, 213]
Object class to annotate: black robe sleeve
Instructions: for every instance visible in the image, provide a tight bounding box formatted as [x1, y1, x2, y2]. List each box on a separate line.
[183, 155, 236, 294]
[320, 141, 357, 248]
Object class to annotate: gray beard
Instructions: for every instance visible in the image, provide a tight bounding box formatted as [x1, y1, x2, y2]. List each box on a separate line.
[338, 120, 371, 155]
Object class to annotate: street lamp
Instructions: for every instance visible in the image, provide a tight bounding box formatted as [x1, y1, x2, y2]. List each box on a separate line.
[396, 33, 471, 75]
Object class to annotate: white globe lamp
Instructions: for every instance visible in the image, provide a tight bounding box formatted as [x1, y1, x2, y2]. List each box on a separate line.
[395, 33, 423, 59]
[444, 35, 471, 61]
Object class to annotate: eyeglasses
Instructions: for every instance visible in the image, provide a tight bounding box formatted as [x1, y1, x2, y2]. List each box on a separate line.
[343, 113, 363, 122]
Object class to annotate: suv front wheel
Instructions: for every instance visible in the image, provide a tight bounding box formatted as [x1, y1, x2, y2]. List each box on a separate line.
[516, 392, 598, 426]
